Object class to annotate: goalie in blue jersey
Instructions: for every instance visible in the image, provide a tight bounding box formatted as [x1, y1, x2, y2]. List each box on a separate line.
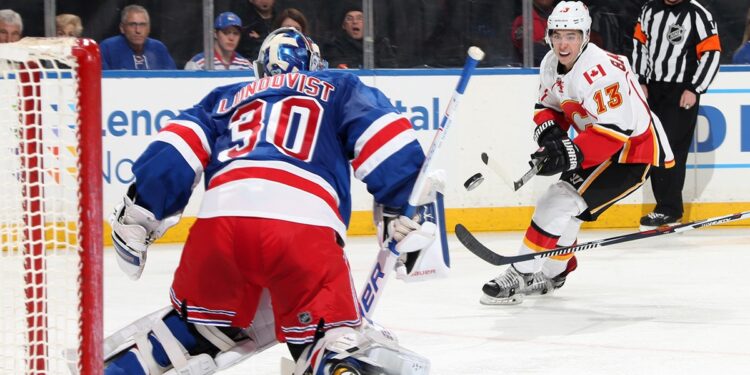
[104, 27, 441, 375]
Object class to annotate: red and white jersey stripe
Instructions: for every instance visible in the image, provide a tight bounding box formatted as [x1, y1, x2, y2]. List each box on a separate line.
[200, 159, 347, 240]
[351, 112, 417, 180]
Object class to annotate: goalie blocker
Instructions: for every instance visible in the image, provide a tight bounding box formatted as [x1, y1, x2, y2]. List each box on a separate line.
[374, 194, 450, 282]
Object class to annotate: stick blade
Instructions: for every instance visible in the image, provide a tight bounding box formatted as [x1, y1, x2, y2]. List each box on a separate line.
[480, 152, 489, 165]
[454, 224, 509, 266]
[513, 180, 523, 191]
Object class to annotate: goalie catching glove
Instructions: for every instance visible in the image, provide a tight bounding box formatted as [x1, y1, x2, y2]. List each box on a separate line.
[111, 185, 180, 280]
[532, 138, 583, 176]
[385, 169, 445, 254]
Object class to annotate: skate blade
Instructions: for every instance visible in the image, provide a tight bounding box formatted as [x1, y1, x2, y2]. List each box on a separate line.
[479, 293, 524, 305]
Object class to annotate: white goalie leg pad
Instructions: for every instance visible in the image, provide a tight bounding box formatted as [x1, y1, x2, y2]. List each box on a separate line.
[515, 181, 587, 274]
[104, 294, 278, 375]
[209, 289, 279, 370]
[104, 306, 193, 374]
[293, 322, 430, 375]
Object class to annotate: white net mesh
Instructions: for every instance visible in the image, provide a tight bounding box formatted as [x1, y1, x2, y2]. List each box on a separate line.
[0, 38, 86, 375]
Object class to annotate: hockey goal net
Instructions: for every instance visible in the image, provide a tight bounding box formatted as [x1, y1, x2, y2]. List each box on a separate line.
[0, 38, 102, 374]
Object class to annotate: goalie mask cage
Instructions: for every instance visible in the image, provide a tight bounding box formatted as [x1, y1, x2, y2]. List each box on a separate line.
[0, 38, 102, 374]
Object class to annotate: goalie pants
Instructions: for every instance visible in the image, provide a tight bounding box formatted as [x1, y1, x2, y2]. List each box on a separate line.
[170, 217, 361, 345]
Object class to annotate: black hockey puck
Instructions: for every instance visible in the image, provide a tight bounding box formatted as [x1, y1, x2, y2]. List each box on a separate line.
[464, 173, 484, 191]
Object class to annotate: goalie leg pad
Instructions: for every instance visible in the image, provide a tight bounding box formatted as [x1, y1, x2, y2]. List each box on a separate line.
[293, 322, 430, 375]
[104, 303, 276, 375]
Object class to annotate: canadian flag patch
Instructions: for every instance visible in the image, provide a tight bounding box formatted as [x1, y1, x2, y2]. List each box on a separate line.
[583, 64, 607, 84]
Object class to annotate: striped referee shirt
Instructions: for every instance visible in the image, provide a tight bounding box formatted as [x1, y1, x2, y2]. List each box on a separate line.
[631, 0, 721, 94]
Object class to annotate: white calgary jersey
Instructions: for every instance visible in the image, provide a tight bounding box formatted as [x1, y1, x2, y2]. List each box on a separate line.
[537, 43, 674, 166]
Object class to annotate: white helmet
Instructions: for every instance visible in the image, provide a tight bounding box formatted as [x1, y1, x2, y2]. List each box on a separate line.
[544, 1, 592, 49]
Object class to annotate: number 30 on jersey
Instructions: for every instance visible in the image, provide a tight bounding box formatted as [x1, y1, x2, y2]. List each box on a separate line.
[217, 96, 323, 162]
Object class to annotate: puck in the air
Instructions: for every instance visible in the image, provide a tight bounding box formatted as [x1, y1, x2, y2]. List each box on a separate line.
[464, 173, 484, 191]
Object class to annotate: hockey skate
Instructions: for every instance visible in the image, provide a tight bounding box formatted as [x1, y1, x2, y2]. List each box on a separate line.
[480, 258, 576, 305]
[639, 212, 681, 230]
[480, 265, 535, 305]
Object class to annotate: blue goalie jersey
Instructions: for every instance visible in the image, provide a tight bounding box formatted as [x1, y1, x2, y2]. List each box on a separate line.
[131, 70, 425, 241]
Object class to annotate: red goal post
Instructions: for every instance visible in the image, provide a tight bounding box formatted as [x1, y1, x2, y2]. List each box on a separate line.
[0, 38, 102, 374]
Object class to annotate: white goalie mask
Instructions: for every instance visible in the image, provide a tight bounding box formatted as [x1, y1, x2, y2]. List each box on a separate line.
[545, 1, 592, 57]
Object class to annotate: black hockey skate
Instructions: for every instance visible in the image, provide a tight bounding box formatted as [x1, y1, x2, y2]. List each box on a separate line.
[639, 212, 681, 230]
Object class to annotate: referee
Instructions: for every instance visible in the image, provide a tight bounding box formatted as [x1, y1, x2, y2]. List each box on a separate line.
[631, 0, 721, 228]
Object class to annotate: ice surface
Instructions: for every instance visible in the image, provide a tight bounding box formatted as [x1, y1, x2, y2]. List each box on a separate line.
[105, 228, 750, 374]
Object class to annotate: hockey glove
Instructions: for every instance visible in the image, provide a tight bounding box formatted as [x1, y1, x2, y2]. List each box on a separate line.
[383, 211, 437, 254]
[532, 120, 567, 146]
[531, 138, 583, 176]
[111, 189, 179, 280]
[389, 169, 444, 253]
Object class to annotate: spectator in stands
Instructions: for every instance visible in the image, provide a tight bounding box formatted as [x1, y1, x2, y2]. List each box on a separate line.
[185, 12, 252, 71]
[56, 14, 83, 37]
[0, 9, 22, 43]
[273, 8, 308, 34]
[100, 5, 176, 70]
[323, 6, 397, 69]
[232, 0, 276, 61]
[733, 8, 750, 64]
[584, 0, 634, 56]
[511, 0, 554, 66]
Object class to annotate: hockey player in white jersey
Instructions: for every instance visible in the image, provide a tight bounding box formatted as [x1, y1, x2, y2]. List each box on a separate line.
[481, 1, 674, 305]
[104, 27, 435, 374]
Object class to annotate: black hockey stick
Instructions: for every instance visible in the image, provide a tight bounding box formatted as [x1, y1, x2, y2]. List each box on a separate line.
[455, 210, 750, 266]
[513, 157, 544, 191]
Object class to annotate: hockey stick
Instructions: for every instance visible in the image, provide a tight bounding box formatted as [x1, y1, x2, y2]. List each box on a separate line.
[455, 210, 750, 266]
[480, 152, 513, 189]
[513, 157, 544, 191]
[359, 46, 485, 319]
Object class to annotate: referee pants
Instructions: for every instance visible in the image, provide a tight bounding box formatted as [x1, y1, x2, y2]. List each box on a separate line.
[646, 82, 700, 218]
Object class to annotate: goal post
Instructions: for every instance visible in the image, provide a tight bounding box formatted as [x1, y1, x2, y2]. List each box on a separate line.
[0, 38, 102, 375]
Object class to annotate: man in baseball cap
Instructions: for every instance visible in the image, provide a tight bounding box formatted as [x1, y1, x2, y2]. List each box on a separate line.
[185, 12, 252, 70]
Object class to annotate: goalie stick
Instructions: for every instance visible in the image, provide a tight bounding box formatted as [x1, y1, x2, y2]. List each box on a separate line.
[358, 46, 485, 319]
[455, 210, 750, 266]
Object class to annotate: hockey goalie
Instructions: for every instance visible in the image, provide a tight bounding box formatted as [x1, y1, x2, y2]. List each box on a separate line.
[102, 27, 445, 375]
